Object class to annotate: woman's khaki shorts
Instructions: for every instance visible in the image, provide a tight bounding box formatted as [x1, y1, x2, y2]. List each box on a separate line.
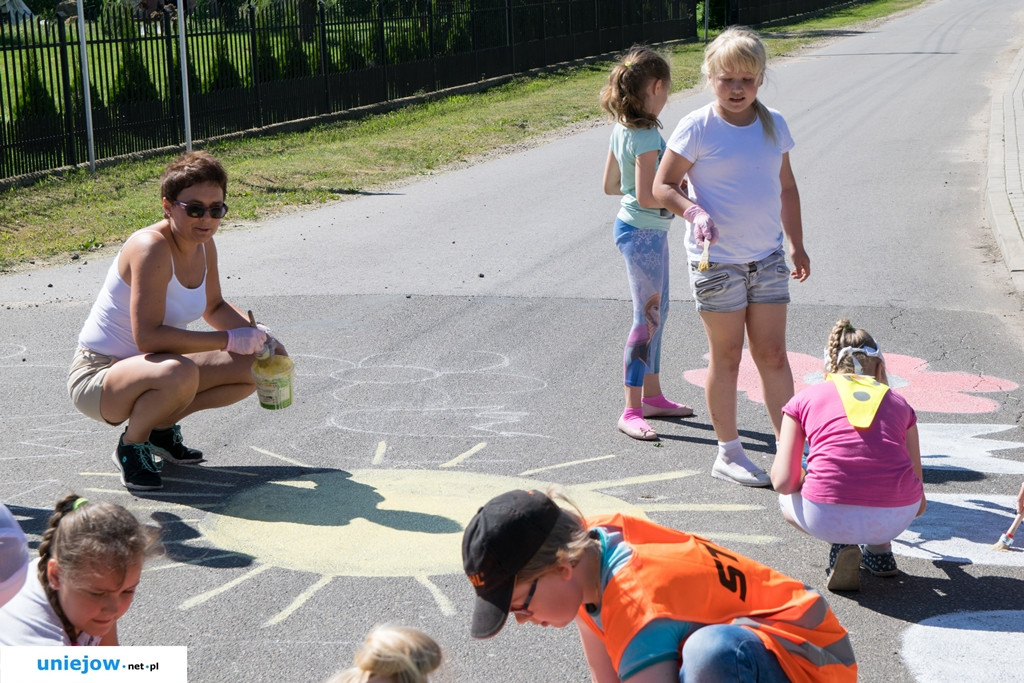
[67, 346, 121, 425]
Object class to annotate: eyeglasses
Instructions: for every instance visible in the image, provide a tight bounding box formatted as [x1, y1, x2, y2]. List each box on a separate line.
[511, 578, 538, 617]
[173, 200, 229, 219]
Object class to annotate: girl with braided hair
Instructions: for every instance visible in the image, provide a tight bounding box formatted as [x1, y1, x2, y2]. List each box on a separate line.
[770, 319, 926, 592]
[0, 493, 161, 645]
[601, 46, 694, 441]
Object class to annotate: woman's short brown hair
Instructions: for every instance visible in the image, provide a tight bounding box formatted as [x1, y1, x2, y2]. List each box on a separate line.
[159, 150, 228, 201]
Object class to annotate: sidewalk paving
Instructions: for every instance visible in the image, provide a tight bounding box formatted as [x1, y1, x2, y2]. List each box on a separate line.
[987, 42, 1024, 292]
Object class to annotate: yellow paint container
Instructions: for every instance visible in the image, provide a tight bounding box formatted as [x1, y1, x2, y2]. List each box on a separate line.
[252, 352, 294, 410]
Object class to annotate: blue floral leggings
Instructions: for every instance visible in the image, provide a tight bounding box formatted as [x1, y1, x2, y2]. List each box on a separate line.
[615, 219, 670, 388]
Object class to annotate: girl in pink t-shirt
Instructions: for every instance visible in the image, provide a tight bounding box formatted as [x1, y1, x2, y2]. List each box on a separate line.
[771, 319, 926, 592]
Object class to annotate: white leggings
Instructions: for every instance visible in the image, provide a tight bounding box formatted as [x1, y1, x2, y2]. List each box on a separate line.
[778, 493, 919, 546]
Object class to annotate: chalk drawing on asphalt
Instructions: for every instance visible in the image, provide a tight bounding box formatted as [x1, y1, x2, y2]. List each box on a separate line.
[901, 610, 1024, 682]
[917, 421, 1024, 475]
[918, 423, 1024, 474]
[322, 351, 550, 437]
[684, 350, 1018, 413]
[54, 444, 775, 628]
[894, 494, 1024, 568]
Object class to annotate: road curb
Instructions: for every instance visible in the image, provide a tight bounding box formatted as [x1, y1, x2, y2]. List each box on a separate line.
[987, 43, 1024, 293]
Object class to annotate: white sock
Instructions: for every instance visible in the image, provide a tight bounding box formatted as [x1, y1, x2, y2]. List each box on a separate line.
[717, 438, 746, 465]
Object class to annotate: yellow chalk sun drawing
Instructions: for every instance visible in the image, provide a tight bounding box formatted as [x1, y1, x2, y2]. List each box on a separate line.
[84, 442, 775, 627]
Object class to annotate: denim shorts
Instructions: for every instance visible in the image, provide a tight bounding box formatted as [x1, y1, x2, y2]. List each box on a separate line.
[688, 247, 791, 313]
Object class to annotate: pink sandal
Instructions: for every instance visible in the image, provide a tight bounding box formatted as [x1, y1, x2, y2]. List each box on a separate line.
[618, 415, 658, 441]
[641, 395, 694, 418]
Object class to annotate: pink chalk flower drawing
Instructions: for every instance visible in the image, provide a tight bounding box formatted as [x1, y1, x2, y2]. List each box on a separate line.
[683, 351, 1018, 414]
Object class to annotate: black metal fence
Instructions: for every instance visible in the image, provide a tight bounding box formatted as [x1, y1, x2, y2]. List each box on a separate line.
[0, 0, 698, 180]
[1, 0, 859, 181]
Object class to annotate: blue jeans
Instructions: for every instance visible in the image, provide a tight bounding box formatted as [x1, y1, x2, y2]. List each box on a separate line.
[615, 219, 670, 387]
[679, 625, 790, 683]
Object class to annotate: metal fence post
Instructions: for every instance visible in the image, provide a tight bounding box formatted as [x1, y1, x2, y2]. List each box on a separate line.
[471, 0, 478, 78]
[56, 19, 77, 166]
[248, 4, 264, 127]
[428, 0, 435, 90]
[176, 0, 192, 150]
[74, 0, 95, 174]
[569, 0, 575, 59]
[376, 0, 388, 99]
[318, 0, 329, 112]
[162, 8, 179, 134]
[506, 0, 514, 73]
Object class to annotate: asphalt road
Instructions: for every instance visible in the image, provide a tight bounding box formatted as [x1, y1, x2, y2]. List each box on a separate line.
[2, 0, 1024, 681]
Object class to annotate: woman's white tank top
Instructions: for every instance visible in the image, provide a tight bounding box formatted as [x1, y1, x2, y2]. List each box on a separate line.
[78, 231, 208, 358]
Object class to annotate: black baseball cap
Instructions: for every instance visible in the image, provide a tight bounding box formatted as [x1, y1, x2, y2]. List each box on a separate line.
[462, 489, 561, 639]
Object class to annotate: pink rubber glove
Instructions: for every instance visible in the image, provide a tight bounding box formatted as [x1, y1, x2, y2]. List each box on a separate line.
[224, 327, 267, 355]
[683, 205, 719, 248]
[255, 323, 282, 354]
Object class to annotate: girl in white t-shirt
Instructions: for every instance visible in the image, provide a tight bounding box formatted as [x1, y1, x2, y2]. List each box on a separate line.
[654, 27, 809, 485]
[600, 46, 694, 442]
[0, 494, 161, 646]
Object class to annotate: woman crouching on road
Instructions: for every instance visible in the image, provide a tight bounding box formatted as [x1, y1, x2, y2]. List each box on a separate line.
[68, 151, 285, 491]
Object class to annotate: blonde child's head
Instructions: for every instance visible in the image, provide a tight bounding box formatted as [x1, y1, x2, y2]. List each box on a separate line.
[825, 318, 883, 377]
[37, 494, 162, 642]
[600, 46, 671, 129]
[462, 488, 592, 638]
[702, 26, 776, 142]
[702, 26, 767, 83]
[326, 625, 442, 683]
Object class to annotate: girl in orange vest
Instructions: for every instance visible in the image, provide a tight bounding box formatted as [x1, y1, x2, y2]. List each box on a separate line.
[462, 489, 856, 682]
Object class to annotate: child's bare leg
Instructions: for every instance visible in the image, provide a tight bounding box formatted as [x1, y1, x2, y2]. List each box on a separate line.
[746, 303, 794, 441]
[701, 309, 770, 486]
[699, 310, 746, 441]
[620, 384, 657, 440]
[642, 373, 663, 399]
[640, 374, 694, 417]
[624, 384, 643, 410]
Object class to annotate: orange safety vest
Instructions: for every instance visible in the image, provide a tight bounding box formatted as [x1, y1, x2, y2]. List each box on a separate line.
[577, 514, 857, 683]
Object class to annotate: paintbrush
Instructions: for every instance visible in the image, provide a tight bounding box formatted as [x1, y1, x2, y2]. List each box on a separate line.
[697, 240, 711, 272]
[248, 310, 270, 360]
[992, 511, 1023, 551]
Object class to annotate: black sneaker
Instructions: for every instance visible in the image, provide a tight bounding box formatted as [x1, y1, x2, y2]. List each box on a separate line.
[149, 425, 204, 465]
[111, 435, 163, 491]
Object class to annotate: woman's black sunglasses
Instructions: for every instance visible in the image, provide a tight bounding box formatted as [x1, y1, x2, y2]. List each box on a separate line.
[173, 200, 229, 219]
